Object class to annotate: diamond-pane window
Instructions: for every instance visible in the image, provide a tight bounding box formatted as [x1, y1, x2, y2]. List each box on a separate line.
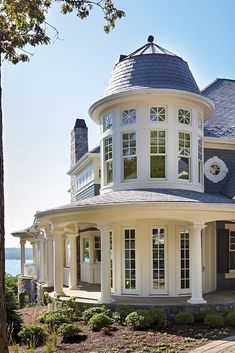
[122, 109, 136, 125]
[178, 109, 191, 125]
[150, 107, 166, 122]
[103, 112, 113, 132]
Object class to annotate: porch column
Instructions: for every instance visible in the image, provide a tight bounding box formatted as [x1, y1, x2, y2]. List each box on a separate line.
[46, 236, 54, 287]
[187, 224, 207, 304]
[98, 224, 114, 304]
[20, 239, 26, 276]
[39, 238, 46, 283]
[53, 232, 64, 296]
[68, 233, 78, 290]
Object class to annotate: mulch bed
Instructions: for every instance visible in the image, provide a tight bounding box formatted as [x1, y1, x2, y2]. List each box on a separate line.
[13, 306, 235, 353]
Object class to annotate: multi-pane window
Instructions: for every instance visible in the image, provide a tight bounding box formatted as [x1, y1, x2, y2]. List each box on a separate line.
[124, 229, 136, 290]
[152, 228, 165, 290]
[150, 131, 166, 178]
[198, 138, 203, 184]
[110, 231, 113, 288]
[178, 109, 191, 125]
[150, 107, 166, 122]
[76, 164, 94, 190]
[180, 230, 190, 289]
[104, 137, 113, 183]
[82, 239, 90, 263]
[198, 113, 203, 130]
[103, 112, 113, 132]
[229, 231, 235, 270]
[94, 236, 101, 263]
[122, 132, 137, 180]
[178, 132, 191, 180]
[122, 109, 136, 125]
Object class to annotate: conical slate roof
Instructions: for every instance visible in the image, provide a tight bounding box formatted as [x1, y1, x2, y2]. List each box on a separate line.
[104, 36, 200, 97]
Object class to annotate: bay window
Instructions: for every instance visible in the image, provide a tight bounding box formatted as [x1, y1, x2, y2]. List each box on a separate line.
[122, 132, 137, 180]
[150, 130, 166, 178]
[178, 132, 191, 180]
[104, 137, 113, 184]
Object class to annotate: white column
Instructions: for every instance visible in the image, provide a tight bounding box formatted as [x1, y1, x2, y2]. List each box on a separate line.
[53, 233, 64, 296]
[39, 238, 46, 283]
[46, 236, 54, 287]
[68, 234, 78, 290]
[98, 225, 114, 303]
[187, 224, 207, 304]
[20, 239, 26, 276]
[32, 242, 37, 265]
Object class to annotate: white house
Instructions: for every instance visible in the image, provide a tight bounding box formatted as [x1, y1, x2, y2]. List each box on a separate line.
[13, 36, 235, 305]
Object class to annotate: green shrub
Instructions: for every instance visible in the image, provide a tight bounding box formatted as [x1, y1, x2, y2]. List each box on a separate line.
[88, 313, 113, 331]
[6, 289, 22, 342]
[18, 324, 47, 348]
[57, 323, 82, 341]
[194, 309, 214, 323]
[125, 311, 148, 330]
[204, 313, 224, 327]
[43, 310, 71, 330]
[225, 310, 235, 326]
[82, 306, 109, 324]
[112, 307, 132, 325]
[175, 310, 194, 325]
[147, 308, 167, 327]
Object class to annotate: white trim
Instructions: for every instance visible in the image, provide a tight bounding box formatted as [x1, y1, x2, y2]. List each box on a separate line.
[204, 156, 228, 183]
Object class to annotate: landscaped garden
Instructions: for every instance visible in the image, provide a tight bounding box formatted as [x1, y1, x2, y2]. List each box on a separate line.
[6, 275, 235, 353]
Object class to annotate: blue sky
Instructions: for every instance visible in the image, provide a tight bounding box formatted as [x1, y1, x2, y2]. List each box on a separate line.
[3, 0, 235, 246]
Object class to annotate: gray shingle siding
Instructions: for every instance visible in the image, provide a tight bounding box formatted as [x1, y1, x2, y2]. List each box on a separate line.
[75, 184, 100, 201]
[104, 54, 200, 97]
[204, 148, 235, 194]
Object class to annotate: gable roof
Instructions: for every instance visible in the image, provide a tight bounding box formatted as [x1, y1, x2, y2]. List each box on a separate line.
[202, 79, 235, 138]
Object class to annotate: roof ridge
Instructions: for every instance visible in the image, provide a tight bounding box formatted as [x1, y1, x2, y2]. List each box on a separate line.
[202, 78, 235, 93]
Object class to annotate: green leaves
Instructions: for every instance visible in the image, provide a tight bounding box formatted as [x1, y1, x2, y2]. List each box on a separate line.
[0, 0, 125, 64]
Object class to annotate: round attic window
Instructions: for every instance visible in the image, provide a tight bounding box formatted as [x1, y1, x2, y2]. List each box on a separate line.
[204, 157, 228, 183]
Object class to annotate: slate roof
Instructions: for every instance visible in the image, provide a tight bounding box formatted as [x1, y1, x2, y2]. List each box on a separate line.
[36, 189, 235, 215]
[202, 79, 235, 138]
[222, 166, 235, 199]
[104, 39, 200, 97]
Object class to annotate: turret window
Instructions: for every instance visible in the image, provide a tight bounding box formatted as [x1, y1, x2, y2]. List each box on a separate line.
[104, 137, 113, 183]
[178, 109, 191, 125]
[122, 109, 136, 125]
[150, 131, 166, 178]
[198, 113, 203, 130]
[122, 132, 137, 179]
[178, 132, 191, 180]
[150, 107, 166, 122]
[103, 112, 113, 132]
[198, 138, 203, 184]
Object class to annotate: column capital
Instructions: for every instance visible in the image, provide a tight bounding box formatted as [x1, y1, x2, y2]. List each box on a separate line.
[192, 223, 206, 231]
[66, 232, 78, 239]
[20, 238, 26, 245]
[97, 224, 110, 232]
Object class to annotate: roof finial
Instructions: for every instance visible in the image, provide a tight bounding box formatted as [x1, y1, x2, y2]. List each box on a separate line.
[147, 35, 154, 43]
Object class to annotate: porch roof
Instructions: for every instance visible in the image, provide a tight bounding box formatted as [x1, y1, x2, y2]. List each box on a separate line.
[36, 189, 235, 215]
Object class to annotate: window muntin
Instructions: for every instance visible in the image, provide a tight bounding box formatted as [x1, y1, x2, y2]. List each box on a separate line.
[103, 112, 113, 132]
[198, 138, 203, 184]
[152, 228, 165, 290]
[150, 107, 166, 122]
[122, 132, 137, 180]
[180, 230, 190, 289]
[150, 131, 166, 178]
[94, 236, 101, 263]
[124, 229, 136, 290]
[104, 137, 113, 184]
[178, 109, 191, 125]
[82, 238, 90, 263]
[230, 231, 235, 270]
[198, 113, 203, 130]
[76, 164, 94, 190]
[122, 109, 136, 125]
[178, 132, 191, 180]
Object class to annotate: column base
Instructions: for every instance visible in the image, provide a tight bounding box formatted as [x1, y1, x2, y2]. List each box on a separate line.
[98, 296, 115, 304]
[69, 286, 77, 290]
[52, 291, 65, 298]
[187, 298, 207, 304]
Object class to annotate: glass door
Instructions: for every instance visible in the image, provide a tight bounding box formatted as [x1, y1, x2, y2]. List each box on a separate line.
[123, 229, 136, 293]
[150, 227, 167, 294]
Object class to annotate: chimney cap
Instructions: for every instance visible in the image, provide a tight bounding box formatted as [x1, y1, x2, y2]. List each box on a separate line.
[74, 119, 87, 129]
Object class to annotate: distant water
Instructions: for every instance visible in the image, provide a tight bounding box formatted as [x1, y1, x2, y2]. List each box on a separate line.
[5, 259, 21, 276]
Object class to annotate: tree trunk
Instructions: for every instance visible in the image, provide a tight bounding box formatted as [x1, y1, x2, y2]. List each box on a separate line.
[0, 53, 9, 352]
